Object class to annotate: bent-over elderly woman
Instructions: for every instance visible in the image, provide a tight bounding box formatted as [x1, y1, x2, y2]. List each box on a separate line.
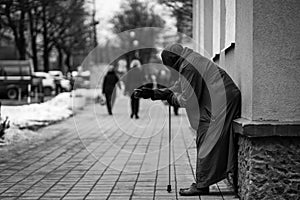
[135, 43, 241, 196]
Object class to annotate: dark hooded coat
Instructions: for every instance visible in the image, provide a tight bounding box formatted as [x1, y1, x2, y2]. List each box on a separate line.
[157, 44, 241, 188]
[103, 70, 119, 95]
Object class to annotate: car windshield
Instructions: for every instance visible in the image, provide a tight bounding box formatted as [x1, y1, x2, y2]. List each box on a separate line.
[21, 66, 31, 75]
[3, 66, 20, 76]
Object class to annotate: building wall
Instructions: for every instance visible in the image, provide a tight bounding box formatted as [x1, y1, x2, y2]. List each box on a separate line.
[203, 0, 213, 57]
[194, 0, 253, 119]
[252, 0, 300, 121]
[193, 0, 300, 199]
[212, 0, 220, 56]
[194, 0, 300, 121]
[224, 46, 239, 86]
[193, 0, 211, 58]
[235, 0, 254, 120]
[225, 0, 235, 48]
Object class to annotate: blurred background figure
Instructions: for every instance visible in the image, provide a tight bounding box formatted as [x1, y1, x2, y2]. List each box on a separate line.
[102, 66, 120, 115]
[124, 58, 143, 119]
[150, 74, 158, 89]
[157, 70, 168, 89]
[143, 74, 157, 90]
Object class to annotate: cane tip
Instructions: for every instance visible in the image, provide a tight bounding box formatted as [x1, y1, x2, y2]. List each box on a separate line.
[167, 185, 172, 192]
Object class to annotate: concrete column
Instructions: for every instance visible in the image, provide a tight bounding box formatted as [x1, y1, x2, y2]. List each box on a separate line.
[203, 0, 213, 57]
[193, 0, 204, 54]
[219, 0, 226, 68]
[234, 1, 300, 199]
[225, 0, 236, 47]
[212, 0, 221, 57]
[220, 0, 226, 50]
[192, 0, 200, 51]
[235, 0, 254, 119]
[236, 0, 300, 121]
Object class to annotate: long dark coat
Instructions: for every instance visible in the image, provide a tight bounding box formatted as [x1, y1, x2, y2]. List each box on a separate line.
[102, 71, 119, 95]
[159, 46, 241, 188]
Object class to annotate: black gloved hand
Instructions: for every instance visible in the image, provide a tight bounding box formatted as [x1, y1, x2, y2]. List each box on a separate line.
[151, 88, 173, 100]
[133, 88, 154, 99]
[166, 93, 175, 106]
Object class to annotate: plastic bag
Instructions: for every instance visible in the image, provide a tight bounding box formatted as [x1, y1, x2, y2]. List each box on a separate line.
[96, 94, 106, 106]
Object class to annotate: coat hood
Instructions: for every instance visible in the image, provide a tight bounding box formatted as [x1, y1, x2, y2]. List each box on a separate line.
[161, 43, 193, 71]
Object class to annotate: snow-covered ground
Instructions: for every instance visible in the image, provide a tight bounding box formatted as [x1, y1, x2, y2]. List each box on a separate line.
[0, 88, 121, 146]
[1, 92, 73, 129]
[0, 92, 74, 145]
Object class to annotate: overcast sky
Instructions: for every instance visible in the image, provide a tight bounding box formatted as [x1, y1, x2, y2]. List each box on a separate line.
[94, 0, 122, 21]
[93, 0, 122, 43]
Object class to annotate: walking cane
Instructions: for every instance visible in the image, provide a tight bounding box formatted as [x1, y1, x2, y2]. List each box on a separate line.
[167, 105, 172, 192]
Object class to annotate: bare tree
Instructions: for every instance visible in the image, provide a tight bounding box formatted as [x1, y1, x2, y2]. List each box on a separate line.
[111, 0, 165, 68]
[51, 0, 93, 71]
[0, 0, 27, 60]
[159, 0, 192, 38]
[27, 0, 41, 71]
[0, 0, 94, 72]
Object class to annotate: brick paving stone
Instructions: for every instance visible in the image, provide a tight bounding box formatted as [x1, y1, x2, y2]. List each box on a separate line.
[0, 97, 237, 200]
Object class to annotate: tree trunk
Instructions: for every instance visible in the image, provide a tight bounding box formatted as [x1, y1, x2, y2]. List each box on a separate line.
[19, 4, 26, 60]
[28, 8, 38, 71]
[57, 47, 64, 70]
[14, 0, 27, 60]
[31, 35, 38, 71]
[3, 1, 24, 60]
[65, 52, 71, 72]
[42, 2, 49, 72]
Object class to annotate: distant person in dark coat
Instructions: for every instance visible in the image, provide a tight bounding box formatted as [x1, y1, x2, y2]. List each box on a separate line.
[135, 43, 241, 196]
[124, 59, 143, 119]
[102, 66, 120, 115]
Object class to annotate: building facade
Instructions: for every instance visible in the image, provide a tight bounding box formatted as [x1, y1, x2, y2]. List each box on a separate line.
[193, 0, 300, 199]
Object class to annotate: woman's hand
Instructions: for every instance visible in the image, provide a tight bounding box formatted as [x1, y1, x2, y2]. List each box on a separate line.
[133, 88, 154, 99]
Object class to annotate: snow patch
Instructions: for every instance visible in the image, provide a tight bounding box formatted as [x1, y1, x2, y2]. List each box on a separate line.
[1, 92, 73, 129]
[0, 127, 39, 146]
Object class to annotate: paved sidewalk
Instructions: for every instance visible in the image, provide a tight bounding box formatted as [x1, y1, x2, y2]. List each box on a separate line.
[0, 96, 238, 200]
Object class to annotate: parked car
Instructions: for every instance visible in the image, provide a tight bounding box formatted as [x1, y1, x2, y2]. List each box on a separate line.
[34, 72, 56, 96]
[0, 60, 33, 99]
[72, 70, 91, 89]
[60, 78, 71, 91]
[48, 70, 71, 92]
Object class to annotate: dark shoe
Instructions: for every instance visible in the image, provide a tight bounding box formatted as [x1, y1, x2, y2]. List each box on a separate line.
[130, 114, 134, 118]
[179, 183, 209, 196]
[135, 114, 139, 119]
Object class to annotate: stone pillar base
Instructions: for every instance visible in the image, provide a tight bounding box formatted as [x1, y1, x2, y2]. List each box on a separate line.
[233, 119, 300, 200]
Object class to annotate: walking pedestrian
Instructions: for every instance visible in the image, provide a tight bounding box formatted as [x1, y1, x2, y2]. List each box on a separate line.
[124, 59, 144, 119]
[135, 43, 241, 196]
[102, 66, 120, 115]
